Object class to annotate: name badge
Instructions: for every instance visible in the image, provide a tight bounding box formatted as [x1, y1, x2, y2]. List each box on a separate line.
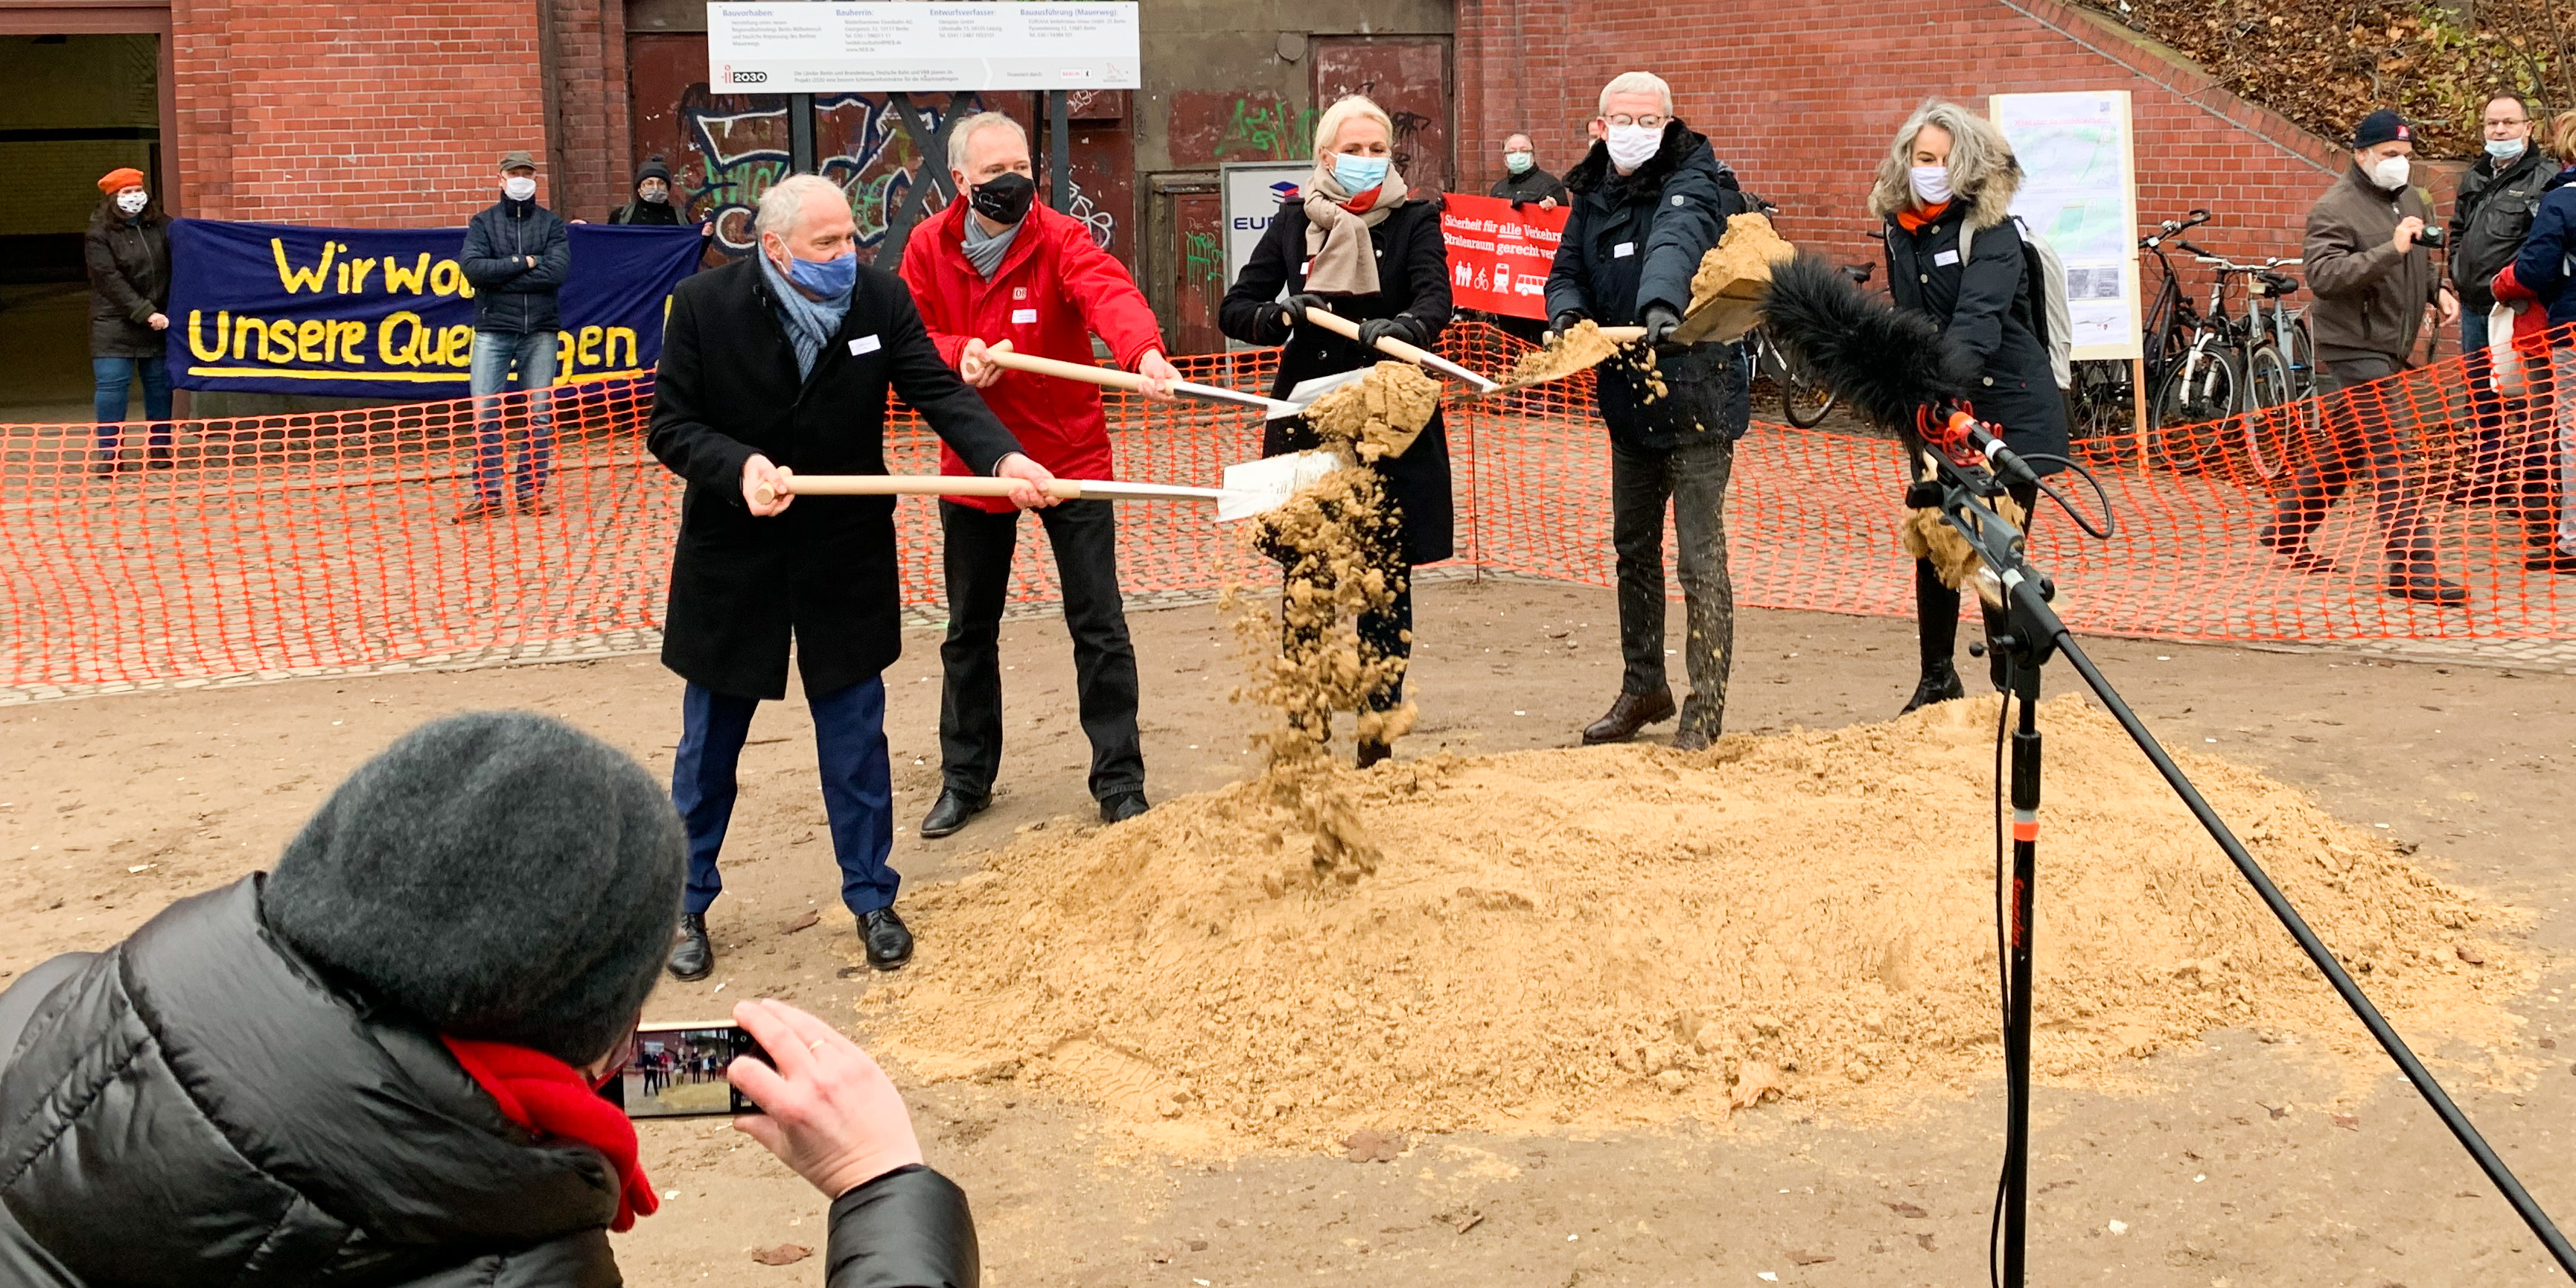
[1933, 249, 1961, 267]
[1301, 258, 1314, 277]
[848, 334, 881, 356]
[1613, 241, 1636, 258]
[1011, 307, 1039, 324]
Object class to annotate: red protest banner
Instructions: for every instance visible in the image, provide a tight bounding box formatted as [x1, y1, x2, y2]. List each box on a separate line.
[1438, 193, 1566, 320]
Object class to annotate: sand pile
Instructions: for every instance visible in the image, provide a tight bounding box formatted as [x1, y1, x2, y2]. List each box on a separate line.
[870, 697, 2523, 1153]
[1686, 211, 1796, 316]
[1501, 319, 1628, 389]
[1298, 360, 1440, 462]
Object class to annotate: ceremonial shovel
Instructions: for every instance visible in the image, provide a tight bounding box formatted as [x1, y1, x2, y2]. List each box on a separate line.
[747, 452, 1341, 524]
[977, 340, 1305, 418]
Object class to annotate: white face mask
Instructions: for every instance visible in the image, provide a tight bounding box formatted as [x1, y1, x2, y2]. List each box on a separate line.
[2370, 154, 2410, 191]
[1910, 165, 1954, 206]
[115, 190, 149, 215]
[1504, 150, 1534, 176]
[502, 175, 538, 202]
[1604, 123, 1661, 172]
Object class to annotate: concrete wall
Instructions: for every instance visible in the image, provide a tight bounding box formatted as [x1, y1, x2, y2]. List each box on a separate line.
[1135, 0, 1451, 173]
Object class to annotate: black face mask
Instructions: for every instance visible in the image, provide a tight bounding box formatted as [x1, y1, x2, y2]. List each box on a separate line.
[969, 171, 1037, 226]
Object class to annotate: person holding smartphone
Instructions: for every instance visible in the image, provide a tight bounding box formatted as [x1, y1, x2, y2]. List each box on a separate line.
[0, 712, 976, 1287]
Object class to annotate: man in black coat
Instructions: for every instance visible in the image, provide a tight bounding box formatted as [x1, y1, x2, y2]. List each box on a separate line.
[1543, 71, 1752, 752]
[648, 173, 1052, 980]
[1491, 132, 1570, 211]
[457, 150, 572, 523]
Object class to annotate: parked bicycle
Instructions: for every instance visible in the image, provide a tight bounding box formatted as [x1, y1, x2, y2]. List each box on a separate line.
[2063, 208, 2214, 445]
[1750, 261, 1872, 427]
[2152, 252, 2314, 477]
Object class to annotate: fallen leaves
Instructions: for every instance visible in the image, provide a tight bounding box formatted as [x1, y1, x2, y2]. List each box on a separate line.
[1885, 1200, 1930, 1219]
[750, 1243, 811, 1266]
[1729, 1061, 1787, 1110]
[780, 909, 820, 934]
[1341, 1128, 1406, 1163]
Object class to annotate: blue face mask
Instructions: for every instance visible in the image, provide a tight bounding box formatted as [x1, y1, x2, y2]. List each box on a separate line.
[784, 250, 858, 298]
[1331, 153, 1390, 194]
[2485, 136, 2527, 162]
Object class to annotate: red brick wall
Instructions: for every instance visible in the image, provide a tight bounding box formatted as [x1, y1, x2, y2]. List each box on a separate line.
[1456, 0, 2426, 301]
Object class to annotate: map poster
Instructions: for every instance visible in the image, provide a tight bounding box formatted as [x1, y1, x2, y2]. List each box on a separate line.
[1990, 90, 2142, 361]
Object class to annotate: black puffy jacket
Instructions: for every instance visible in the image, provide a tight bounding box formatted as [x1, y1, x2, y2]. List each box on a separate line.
[0, 876, 981, 1288]
[1544, 120, 1753, 450]
[1883, 203, 2069, 470]
[84, 200, 170, 359]
[462, 197, 570, 335]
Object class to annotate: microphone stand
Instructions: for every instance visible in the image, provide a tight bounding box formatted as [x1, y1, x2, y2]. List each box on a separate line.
[1912, 450, 2576, 1287]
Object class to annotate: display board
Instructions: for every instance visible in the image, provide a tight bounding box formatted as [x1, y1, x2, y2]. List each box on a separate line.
[1219, 161, 1310, 289]
[1990, 90, 2143, 361]
[707, 2, 1141, 92]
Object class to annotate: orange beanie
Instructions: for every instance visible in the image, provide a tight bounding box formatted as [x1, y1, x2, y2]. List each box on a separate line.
[97, 168, 145, 195]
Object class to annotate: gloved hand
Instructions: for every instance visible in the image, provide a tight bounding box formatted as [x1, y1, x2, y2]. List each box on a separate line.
[1642, 302, 1684, 346]
[1549, 310, 1588, 341]
[1357, 316, 1424, 349]
[1279, 293, 1329, 330]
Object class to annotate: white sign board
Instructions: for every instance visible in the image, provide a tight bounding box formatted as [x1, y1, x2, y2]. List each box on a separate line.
[1220, 162, 1310, 290]
[1991, 90, 2143, 361]
[708, 3, 1141, 93]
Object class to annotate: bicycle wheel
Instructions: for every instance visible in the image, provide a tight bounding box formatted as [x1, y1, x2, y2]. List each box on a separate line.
[2242, 344, 2293, 481]
[2147, 345, 2239, 472]
[1780, 356, 1835, 427]
[2067, 360, 2132, 441]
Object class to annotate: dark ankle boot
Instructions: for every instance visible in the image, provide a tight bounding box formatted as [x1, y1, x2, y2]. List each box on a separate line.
[1901, 660, 1966, 715]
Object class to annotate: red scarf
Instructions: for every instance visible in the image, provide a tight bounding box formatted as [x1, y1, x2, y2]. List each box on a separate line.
[1894, 200, 1951, 234]
[1342, 184, 1386, 214]
[442, 1036, 660, 1232]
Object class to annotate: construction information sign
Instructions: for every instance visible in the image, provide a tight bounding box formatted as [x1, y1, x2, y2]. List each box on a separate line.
[1990, 90, 2143, 361]
[708, 3, 1141, 92]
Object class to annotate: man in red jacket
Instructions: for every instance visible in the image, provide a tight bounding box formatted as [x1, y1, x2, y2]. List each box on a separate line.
[901, 110, 1182, 838]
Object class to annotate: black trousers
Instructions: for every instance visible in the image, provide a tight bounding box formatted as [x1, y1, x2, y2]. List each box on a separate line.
[2266, 351, 2434, 564]
[1916, 478, 2041, 688]
[1612, 436, 1735, 739]
[937, 499, 1144, 803]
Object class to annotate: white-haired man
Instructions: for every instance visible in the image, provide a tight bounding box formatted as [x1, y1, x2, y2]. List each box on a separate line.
[1543, 71, 1752, 751]
[899, 111, 1180, 839]
[647, 173, 1057, 980]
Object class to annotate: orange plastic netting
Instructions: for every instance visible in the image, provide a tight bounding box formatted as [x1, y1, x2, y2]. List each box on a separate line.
[2, 322, 2571, 689]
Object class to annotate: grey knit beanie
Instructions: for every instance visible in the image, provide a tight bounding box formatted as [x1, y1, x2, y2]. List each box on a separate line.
[262, 711, 684, 1066]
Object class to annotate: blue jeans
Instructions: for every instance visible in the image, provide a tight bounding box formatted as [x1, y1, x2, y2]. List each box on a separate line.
[2461, 307, 2489, 357]
[672, 678, 898, 917]
[93, 356, 172, 455]
[468, 330, 557, 501]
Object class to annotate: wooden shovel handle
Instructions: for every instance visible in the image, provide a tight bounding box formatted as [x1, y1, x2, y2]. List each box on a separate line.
[1302, 305, 1443, 368]
[750, 472, 1080, 507]
[978, 339, 1153, 393]
[1594, 325, 1649, 343]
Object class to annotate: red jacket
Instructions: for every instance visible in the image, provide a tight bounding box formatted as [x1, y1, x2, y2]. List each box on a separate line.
[899, 200, 1166, 511]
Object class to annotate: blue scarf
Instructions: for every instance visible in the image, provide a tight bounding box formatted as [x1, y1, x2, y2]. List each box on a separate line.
[760, 252, 853, 380]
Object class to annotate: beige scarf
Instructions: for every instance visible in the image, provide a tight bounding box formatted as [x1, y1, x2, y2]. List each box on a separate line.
[1301, 159, 1409, 296]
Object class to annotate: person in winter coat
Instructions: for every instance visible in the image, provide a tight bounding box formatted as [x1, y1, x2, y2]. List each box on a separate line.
[1220, 94, 1456, 770]
[83, 166, 171, 474]
[0, 712, 981, 1288]
[1491, 133, 1569, 210]
[1543, 71, 1753, 751]
[2490, 109, 2576, 574]
[648, 174, 1053, 983]
[1870, 99, 2070, 713]
[610, 153, 683, 226]
[901, 112, 1181, 839]
[2262, 109, 2464, 605]
[2448, 92, 2553, 499]
[457, 150, 572, 523]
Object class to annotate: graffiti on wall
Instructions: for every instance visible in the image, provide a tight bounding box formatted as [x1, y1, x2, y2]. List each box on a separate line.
[1168, 91, 1321, 168]
[680, 92, 984, 260]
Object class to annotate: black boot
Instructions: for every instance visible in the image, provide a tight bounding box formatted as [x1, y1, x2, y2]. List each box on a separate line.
[863, 907, 914, 970]
[668, 911, 712, 981]
[1900, 660, 1966, 715]
[919, 788, 988, 838]
[1100, 791, 1149, 823]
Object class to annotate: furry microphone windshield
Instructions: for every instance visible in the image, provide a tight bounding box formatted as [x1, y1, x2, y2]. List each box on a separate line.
[1759, 256, 1976, 451]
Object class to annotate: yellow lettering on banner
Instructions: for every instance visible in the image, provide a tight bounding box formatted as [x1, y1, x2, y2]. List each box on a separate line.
[337, 319, 368, 363]
[185, 310, 229, 363]
[577, 325, 602, 369]
[348, 258, 377, 293]
[439, 324, 474, 368]
[383, 253, 430, 293]
[264, 318, 297, 363]
[336, 262, 351, 294]
[296, 319, 327, 364]
[272, 238, 336, 295]
[555, 330, 574, 376]
[430, 260, 465, 297]
[232, 313, 258, 360]
[380, 312, 424, 366]
[606, 326, 637, 369]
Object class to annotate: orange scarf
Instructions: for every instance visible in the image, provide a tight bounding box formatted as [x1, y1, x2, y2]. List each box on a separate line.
[1894, 201, 1952, 234]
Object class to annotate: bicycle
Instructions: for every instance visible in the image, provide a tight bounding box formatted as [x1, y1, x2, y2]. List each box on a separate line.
[1750, 261, 1873, 427]
[2221, 257, 2313, 480]
[2062, 208, 2213, 447]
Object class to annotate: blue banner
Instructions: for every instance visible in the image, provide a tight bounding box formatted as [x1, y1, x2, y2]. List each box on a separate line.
[166, 218, 703, 398]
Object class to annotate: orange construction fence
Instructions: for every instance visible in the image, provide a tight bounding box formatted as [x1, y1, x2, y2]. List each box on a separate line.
[2, 321, 2572, 690]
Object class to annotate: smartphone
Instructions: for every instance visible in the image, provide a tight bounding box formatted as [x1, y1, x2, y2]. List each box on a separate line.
[597, 1021, 771, 1118]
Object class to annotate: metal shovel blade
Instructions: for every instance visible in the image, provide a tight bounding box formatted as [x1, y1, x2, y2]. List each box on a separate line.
[1215, 450, 1342, 523]
[1265, 367, 1374, 419]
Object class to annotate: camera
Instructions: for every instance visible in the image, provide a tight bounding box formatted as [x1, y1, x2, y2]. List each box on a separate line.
[2415, 223, 2445, 248]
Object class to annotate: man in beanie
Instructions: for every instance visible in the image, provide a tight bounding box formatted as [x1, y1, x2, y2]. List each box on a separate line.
[2261, 109, 2464, 605]
[0, 712, 982, 1287]
[610, 153, 712, 242]
[457, 149, 571, 523]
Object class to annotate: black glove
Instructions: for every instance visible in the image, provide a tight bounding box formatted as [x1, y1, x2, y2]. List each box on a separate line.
[1280, 293, 1329, 329]
[1357, 316, 1424, 348]
[1549, 310, 1588, 339]
[1642, 302, 1683, 346]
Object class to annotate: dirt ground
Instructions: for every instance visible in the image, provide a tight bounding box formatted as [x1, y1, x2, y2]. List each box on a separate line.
[4, 576, 2574, 1287]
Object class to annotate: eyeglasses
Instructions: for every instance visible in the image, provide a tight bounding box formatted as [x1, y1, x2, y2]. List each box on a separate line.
[1605, 113, 1666, 130]
[2483, 117, 2528, 129]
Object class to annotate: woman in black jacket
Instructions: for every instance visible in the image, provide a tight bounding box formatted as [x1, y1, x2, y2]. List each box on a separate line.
[83, 166, 173, 474]
[1870, 100, 2070, 712]
[0, 712, 978, 1288]
[1219, 93, 1454, 768]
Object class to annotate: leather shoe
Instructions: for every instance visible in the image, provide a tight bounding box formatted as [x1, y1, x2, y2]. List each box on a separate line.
[514, 494, 549, 517]
[919, 788, 987, 838]
[1900, 660, 1966, 715]
[453, 497, 504, 525]
[668, 911, 712, 981]
[2256, 525, 2338, 574]
[2526, 549, 2576, 575]
[1672, 725, 1716, 753]
[1581, 686, 1677, 745]
[1100, 791, 1150, 823]
[1355, 739, 1392, 769]
[863, 907, 914, 971]
[2385, 567, 2468, 606]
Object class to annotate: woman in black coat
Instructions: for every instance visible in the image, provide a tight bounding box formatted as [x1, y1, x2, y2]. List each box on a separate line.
[1871, 99, 2070, 712]
[84, 166, 172, 473]
[1218, 94, 1454, 768]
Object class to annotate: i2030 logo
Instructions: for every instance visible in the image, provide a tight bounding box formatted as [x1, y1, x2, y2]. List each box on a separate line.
[725, 66, 768, 85]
